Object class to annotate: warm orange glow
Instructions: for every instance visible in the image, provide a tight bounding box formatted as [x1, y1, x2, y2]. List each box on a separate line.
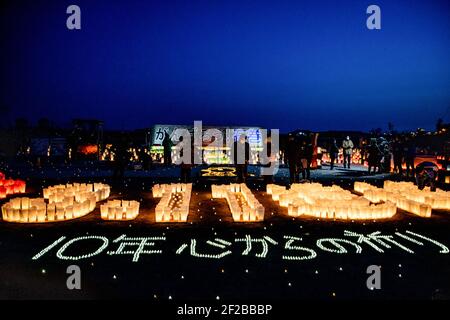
[0, 172, 26, 198]
[354, 181, 450, 218]
[78, 144, 98, 155]
[101, 200, 140, 220]
[153, 184, 192, 222]
[267, 183, 396, 220]
[1, 183, 111, 223]
[212, 184, 264, 222]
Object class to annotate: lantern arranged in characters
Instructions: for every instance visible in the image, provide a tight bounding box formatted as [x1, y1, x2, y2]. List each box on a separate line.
[212, 184, 264, 222]
[152, 183, 192, 222]
[1, 183, 110, 223]
[355, 181, 450, 217]
[100, 200, 140, 220]
[267, 182, 396, 220]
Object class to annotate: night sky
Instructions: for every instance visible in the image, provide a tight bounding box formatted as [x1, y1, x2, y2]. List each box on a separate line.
[1, 0, 449, 132]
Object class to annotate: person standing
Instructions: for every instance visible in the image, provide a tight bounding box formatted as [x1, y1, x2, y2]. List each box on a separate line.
[140, 147, 151, 171]
[392, 136, 404, 175]
[378, 137, 391, 173]
[262, 136, 275, 184]
[286, 134, 299, 184]
[233, 135, 250, 183]
[329, 139, 339, 170]
[299, 137, 312, 180]
[178, 136, 193, 183]
[162, 130, 172, 166]
[342, 136, 354, 169]
[367, 138, 380, 174]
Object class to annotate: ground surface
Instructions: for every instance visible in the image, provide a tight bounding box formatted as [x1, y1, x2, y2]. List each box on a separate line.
[0, 162, 449, 300]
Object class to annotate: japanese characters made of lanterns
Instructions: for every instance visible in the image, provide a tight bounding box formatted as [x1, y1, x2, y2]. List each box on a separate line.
[212, 183, 265, 222]
[152, 183, 192, 222]
[101, 200, 140, 220]
[1, 183, 110, 223]
[0, 171, 26, 199]
[354, 181, 450, 218]
[267, 183, 396, 220]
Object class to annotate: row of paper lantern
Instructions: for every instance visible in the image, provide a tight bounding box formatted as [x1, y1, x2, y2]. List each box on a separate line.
[1, 183, 111, 223]
[383, 181, 450, 210]
[43, 183, 110, 203]
[354, 181, 450, 217]
[5, 180, 445, 223]
[100, 200, 140, 221]
[0, 172, 26, 199]
[212, 184, 265, 222]
[153, 183, 192, 222]
[267, 183, 397, 220]
[355, 182, 430, 217]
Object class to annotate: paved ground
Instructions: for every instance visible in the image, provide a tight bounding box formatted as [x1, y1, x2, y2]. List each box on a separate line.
[0, 162, 449, 300]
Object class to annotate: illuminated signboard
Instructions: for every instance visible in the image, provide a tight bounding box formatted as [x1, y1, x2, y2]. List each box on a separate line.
[151, 125, 263, 147]
[150, 125, 264, 164]
[151, 125, 192, 146]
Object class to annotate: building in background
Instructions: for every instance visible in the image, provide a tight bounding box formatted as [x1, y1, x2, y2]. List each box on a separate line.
[149, 124, 264, 165]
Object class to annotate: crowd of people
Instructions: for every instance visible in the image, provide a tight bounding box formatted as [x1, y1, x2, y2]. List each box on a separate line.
[325, 135, 419, 176]
[112, 130, 441, 191]
[327, 134, 439, 191]
[327, 136, 355, 170]
[286, 132, 314, 184]
[363, 135, 416, 176]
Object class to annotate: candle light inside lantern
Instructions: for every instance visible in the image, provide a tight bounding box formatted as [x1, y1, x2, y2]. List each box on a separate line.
[1, 183, 111, 223]
[100, 200, 140, 221]
[0, 172, 26, 199]
[268, 183, 396, 220]
[354, 181, 449, 218]
[152, 184, 192, 222]
[212, 184, 265, 222]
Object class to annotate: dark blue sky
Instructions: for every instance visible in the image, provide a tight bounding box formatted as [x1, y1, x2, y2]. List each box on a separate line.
[1, 0, 449, 132]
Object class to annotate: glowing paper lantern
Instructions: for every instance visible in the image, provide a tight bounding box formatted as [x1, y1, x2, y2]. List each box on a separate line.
[1, 183, 111, 223]
[354, 181, 449, 218]
[43, 183, 110, 203]
[100, 200, 140, 220]
[212, 184, 265, 222]
[0, 172, 26, 198]
[268, 183, 396, 220]
[152, 183, 192, 222]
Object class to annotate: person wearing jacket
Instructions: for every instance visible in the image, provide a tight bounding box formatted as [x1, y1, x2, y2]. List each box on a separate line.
[329, 139, 339, 170]
[162, 130, 172, 166]
[342, 136, 354, 169]
[286, 134, 299, 184]
[378, 137, 391, 173]
[233, 135, 250, 183]
[367, 138, 381, 174]
[298, 138, 313, 180]
[392, 136, 404, 175]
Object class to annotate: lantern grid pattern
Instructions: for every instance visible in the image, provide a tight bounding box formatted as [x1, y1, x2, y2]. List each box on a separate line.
[267, 183, 396, 220]
[212, 184, 265, 222]
[100, 200, 140, 220]
[1, 183, 110, 223]
[354, 181, 450, 218]
[152, 184, 192, 222]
